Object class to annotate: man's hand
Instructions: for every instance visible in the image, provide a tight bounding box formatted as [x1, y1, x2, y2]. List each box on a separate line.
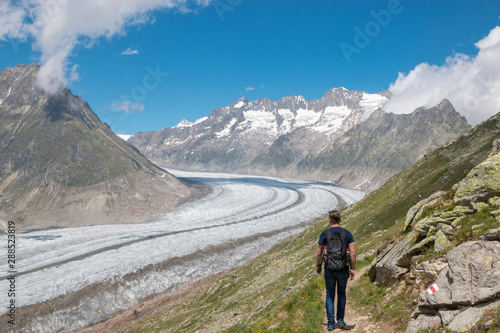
[349, 269, 355, 280]
[316, 265, 322, 274]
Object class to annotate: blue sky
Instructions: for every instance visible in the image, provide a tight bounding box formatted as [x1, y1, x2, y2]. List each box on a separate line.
[1, 0, 500, 135]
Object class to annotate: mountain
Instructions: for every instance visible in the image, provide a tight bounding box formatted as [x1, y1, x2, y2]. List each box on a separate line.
[77, 108, 500, 333]
[129, 88, 471, 189]
[0, 63, 193, 231]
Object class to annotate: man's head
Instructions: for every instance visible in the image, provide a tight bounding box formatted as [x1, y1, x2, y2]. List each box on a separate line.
[329, 210, 341, 225]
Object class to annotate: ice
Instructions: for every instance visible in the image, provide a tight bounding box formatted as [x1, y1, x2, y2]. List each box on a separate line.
[294, 108, 322, 127]
[360, 92, 388, 121]
[0, 170, 365, 329]
[234, 100, 246, 108]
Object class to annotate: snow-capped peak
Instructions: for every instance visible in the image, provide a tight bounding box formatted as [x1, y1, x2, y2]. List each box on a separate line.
[175, 119, 193, 128]
[174, 117, 208, 128]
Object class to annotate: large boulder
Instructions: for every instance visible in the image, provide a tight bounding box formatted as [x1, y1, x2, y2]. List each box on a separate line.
[419, 241, 500, 307]
[455, 154, 500, 206]
[369, 231, 422, 286]
[407, 241, 500, 332]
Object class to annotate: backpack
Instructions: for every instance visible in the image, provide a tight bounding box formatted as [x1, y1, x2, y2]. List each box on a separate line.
[325, 228, 348, 271]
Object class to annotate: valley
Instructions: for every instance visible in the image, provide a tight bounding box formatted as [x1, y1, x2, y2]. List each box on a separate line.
[0, 169, 365, 333]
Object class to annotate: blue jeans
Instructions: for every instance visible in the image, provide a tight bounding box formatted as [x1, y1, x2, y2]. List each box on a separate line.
[324, 267, 349, 326]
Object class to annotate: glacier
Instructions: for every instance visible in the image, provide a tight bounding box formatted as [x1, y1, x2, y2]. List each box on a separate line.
[0, 170, 365, 332]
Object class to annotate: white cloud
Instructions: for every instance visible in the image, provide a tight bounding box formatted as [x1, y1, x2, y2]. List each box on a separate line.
[111, 100, 145, 114]
[245, 86, 255, 91]
[0, 1, 26, 40]
[0, 0, 213, 94]
[384, 26, 500, 125]
[121, 47, 139, 55]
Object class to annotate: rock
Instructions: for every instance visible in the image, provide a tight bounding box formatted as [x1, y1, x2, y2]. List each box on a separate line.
[427, 225, 437, 236]
[434, 230, 451, 252]
[437, 308, 460, 326]
[410, 306, 437, 319]
[481, 228, 500, 241]
[488, 196, 500, 206]
[472, 223, 485, 231]
[422, 257, 448, 280]
[406, 236, 435, 258]
[452, 205, 474, 215]
[405, 314, 442, 333]
[472, 202, 489, 212]
[371, 231, 419, 286]
[447, 298, 500, 332]
[419, 241, 500, 308]
[451, 216, 466, 227]
[437, 223, 454, 236]
[403, 191, 447, 231]
[492, 138, 500, 155]
[455, 154, 500, 206]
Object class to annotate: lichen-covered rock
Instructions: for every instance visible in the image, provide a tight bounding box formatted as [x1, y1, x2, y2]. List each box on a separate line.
[434, 230, 451, 252]
[414, 215, 452, 236]
[455, 154, 500, 206]
[452, 205, 474, 215]
[472, 202, 489, 212]
[437, 223, 454, 236]
[403, 191, 447, 232]
[488, 196, 500, 206]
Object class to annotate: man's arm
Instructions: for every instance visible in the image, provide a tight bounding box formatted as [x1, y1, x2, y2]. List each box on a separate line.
[316, 244, 324, 274]
[349, 242, 356, 280]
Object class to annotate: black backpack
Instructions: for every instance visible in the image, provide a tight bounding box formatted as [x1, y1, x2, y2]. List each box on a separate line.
[325, 229, 348, 271]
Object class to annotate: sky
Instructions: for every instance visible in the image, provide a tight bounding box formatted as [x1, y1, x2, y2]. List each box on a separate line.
[0, 0, 500, 136]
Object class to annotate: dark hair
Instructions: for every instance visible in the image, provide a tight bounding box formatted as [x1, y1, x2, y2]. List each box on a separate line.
[329, 210, 341, 224]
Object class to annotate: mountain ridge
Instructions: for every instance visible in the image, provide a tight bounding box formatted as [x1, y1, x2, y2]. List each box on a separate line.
[129, 89, 470, 190]
[0, 63, 194, 231]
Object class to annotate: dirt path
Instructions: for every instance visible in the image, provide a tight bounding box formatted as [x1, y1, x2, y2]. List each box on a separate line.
[320, 267, 396, 333]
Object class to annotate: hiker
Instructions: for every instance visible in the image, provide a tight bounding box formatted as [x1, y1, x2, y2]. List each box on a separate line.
[316, 210, 356, 331]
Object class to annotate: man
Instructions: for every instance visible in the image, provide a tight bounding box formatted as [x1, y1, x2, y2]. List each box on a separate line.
[316, 210, 356, 331]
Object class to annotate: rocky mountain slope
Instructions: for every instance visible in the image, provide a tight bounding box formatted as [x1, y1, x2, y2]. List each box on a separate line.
[129, 89, 470, 190]
[77, 107, 500, 332]
[0, 63, 193, 231]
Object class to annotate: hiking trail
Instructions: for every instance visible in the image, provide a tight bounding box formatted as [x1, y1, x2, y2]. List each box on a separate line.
[320, 266, 396, 333]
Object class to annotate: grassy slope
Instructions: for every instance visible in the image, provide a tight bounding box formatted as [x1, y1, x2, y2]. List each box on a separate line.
[119, 112, 500, 332]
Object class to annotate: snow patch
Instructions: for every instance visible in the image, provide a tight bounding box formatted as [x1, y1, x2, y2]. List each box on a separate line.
[294, 108, 321, 127]
[360, 93, 387, 121]
[116, 134, 132, 141]
[216, 118, 238, 138]
[234, 101, 246, 108]
[241, 110, 277, 134]
[312, 106, 351, 135]
[174, 117, 208, 128]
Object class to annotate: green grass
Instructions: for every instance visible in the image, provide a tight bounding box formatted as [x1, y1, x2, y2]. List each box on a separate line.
[234, 276, 325, 333]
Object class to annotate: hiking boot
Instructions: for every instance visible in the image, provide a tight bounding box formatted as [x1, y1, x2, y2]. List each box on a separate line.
[336, 320, 346, 329]
[327, 325, 335, 331]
